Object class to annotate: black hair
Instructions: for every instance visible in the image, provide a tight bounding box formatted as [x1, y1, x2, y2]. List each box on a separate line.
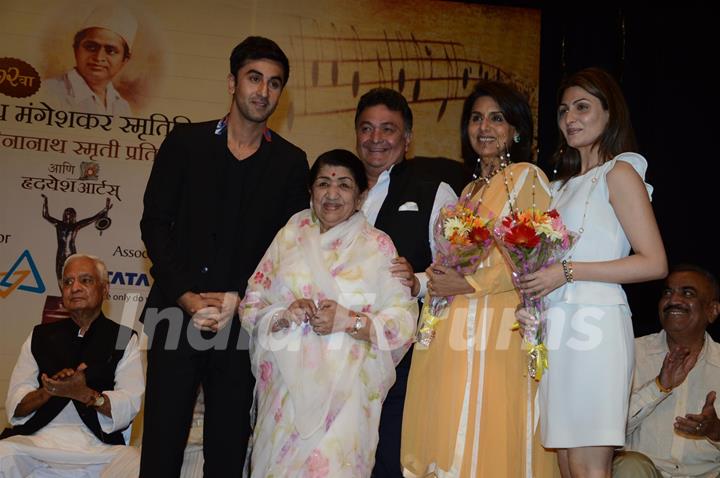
[552, 67, 637, 183]
[460, 80, 533, 169]
[354, 88, 413, 133]
[309, 149, 369, 193]
[229, 36, 289, 86]
[670, 263, 720, 301]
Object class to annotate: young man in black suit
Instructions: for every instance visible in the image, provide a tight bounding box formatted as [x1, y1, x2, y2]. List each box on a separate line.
[139, 36, 309, 477]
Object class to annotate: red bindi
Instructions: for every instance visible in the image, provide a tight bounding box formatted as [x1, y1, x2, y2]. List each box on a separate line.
[331, 172, 335, 177]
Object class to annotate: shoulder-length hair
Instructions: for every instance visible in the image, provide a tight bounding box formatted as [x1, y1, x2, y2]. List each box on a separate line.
[460, 80, 533, 169]
[552, 67, 638, 182]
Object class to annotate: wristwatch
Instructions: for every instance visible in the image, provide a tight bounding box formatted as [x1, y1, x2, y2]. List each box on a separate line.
[348, 312, 364, 336]
[92, 392, 106, 408]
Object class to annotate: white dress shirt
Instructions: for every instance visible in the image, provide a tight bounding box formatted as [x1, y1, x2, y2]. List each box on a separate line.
[626, 331, 720, 477]
[42, 68, 132, 116]
[361, 164, 457, 298]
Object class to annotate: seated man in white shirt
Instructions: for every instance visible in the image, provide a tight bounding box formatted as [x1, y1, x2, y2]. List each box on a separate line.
[0, 253, 144, 477]
[614, 264, 720, 478]
[42, 4, 137, 115]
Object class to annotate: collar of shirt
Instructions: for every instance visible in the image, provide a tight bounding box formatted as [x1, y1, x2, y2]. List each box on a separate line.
[361, 164, 395, 226]
[647, 330, 720, 367]
[214, 115, 273, 142]
[67, 68, 123, 109]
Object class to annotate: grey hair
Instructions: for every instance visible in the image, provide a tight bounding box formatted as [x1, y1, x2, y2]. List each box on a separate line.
[61, 253, 109, 284]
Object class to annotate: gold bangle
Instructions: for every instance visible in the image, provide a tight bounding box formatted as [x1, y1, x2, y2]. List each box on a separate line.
[655, 376, 672, 394]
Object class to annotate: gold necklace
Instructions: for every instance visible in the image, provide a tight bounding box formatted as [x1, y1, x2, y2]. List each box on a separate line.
[551, 166, 603, 256]
[462, 160, 538, 215]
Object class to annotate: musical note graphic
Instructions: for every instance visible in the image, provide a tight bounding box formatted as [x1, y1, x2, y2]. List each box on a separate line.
[285, 19, 537, 122]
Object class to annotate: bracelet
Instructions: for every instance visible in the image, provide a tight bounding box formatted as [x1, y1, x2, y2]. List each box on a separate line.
[655, 376, 673, 394]
[348, 312, 364, 336]
[561, 259, 574, 283]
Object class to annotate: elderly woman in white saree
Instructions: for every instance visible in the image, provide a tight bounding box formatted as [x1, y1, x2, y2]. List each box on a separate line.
[240, 149, 417, 478]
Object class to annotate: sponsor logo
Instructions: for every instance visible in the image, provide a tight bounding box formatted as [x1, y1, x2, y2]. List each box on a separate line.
[79, 161, 100, 180]
[0, 249, 46, 298]
[112, 246, 148, 259]
[108, 271, 150, 287]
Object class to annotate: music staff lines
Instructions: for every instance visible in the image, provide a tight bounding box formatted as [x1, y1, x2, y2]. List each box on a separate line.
[291, 35, 462, 47]
[298, 74, 505, 91]
[292, 96, 471, 117]
[297, 56, 505, 68]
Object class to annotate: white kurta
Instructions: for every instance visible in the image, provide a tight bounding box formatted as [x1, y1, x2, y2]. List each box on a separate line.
[0, 331, 144, 477]
[42, 69, 132, 116]
[626, 331, 720, 477]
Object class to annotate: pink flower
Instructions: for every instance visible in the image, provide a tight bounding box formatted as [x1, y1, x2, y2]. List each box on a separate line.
[324, 409, 338, 431]
[262, 277, 271, 289]
[299, 218, 311, 228]
[302, 284, 313, 298]
[252, 271, 264, 284]
[261, 259, 273, 273]
[277, 431, 299, 463]
[274, 407, 283, 423]
[350, 343, 362, 361]
[330, 238, 343, 250]
[361, 304, 372, 313]
[303, 449, 330, 478]
[258, 361, 273, 392]
[376, 234, 394, 256]
[384, 320, 399, 343]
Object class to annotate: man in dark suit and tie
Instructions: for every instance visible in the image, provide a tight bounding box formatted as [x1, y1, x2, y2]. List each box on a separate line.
[354, 88, 469, 478]
[139, 36, 309, 477]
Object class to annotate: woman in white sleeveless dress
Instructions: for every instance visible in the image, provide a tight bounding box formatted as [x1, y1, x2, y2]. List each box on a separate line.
[515, 68, 667, 478]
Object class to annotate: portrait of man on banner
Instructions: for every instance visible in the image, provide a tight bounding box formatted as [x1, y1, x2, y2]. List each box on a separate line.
[41, 3, 137, 116]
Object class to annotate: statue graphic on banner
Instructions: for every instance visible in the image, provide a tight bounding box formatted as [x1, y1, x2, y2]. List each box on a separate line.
[41, 194, 112, 280]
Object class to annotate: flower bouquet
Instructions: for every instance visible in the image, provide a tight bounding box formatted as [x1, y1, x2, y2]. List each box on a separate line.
[493, 208, 575, 380]
[416, 203, 494, 347]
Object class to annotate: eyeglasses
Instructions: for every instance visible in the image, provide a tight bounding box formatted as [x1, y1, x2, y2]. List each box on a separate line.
[61, 275, 98, 288]
[80, 40, 122, 57]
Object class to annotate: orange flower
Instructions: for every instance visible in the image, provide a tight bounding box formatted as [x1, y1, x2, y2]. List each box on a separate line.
[469, 225, 490, 244]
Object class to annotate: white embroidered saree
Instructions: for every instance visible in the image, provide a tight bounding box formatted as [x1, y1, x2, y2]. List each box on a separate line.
[240, 210, 417, 478]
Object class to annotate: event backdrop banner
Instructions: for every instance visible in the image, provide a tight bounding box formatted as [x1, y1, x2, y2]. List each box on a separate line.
[0, 0, 539, 421]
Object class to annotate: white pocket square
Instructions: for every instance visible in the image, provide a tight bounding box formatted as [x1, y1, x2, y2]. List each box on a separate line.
[398, 201, 419, 211]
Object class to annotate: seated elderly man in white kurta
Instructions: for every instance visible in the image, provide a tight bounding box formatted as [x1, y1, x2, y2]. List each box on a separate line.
[0, 254, 143, 478]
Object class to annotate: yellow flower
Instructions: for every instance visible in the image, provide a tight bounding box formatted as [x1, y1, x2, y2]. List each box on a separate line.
[444, 216, 470, 239]
[535, 221, 563, 240]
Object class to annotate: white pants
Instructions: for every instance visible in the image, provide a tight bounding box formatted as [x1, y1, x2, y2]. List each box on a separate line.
[0, 438, 139, 478]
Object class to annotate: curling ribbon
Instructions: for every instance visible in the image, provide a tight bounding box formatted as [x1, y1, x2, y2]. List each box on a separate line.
[528, 343, 548, 381]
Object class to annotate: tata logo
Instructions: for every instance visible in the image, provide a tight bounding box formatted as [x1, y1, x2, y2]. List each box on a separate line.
[1, 249, 46, 298]
[108, 271, 150, 287]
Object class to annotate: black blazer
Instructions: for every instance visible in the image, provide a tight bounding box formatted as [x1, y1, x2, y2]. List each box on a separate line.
[140, 120, 309, 311]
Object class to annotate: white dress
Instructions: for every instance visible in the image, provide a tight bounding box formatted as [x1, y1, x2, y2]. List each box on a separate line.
[540, 152, 653, 448]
